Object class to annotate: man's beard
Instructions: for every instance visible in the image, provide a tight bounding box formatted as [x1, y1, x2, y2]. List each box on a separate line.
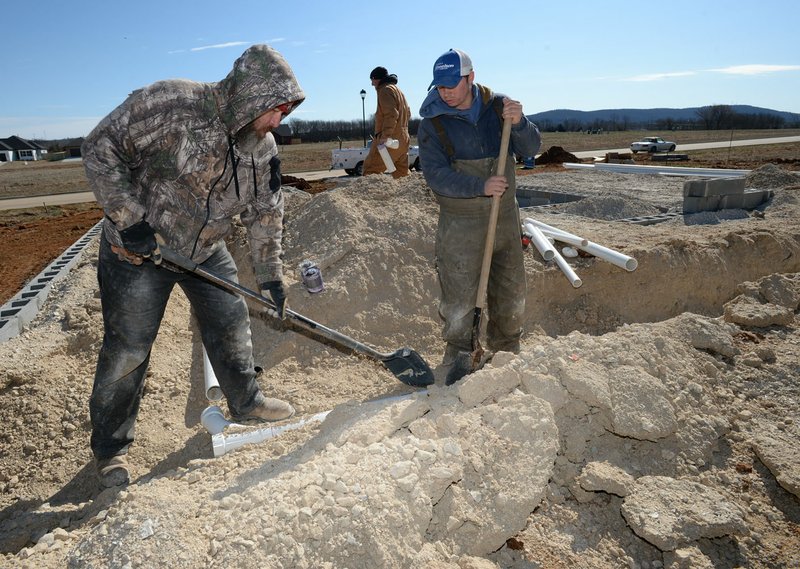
[235, 123, 264, 154]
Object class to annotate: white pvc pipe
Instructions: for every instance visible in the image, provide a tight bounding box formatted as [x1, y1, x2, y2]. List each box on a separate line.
[536, 227, 585, 249]
[551, 247, 582, 288]
[576, 240, 638, 272]
[523, 218, 637, 272]
[200, 405, 330, 458]
[563, 162, 751, 178]
[202, 346, 223, 402]
[522, 218, 589, 247]
[523, 224, 555, 261]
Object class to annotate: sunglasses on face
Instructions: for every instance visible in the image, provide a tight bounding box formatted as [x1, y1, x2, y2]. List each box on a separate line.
[275, 102, 293, 118]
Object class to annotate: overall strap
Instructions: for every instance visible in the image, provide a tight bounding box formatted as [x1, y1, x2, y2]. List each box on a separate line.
[430, 85, 503, 162]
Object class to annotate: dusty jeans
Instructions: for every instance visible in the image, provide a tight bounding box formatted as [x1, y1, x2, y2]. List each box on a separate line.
[90, 234, 262, 459]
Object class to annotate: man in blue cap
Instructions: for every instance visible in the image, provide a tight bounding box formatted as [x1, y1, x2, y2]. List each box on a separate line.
[418, 48, 541, 384]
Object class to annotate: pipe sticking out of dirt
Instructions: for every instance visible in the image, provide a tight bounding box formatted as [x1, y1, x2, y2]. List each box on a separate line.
[202, 346, 223, 402]
[200, 405, 330, 458]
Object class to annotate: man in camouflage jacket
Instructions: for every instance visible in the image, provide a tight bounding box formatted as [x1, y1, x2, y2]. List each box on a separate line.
[81, 44, 304, 488]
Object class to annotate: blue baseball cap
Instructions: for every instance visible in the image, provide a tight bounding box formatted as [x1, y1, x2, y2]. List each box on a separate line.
[428, 49, 473, 90]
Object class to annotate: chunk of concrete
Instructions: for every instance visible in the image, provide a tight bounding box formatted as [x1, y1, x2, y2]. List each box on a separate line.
[621, 476, 747, 551]
[752, 423, 800, 499]
[577, 461, 636, 497]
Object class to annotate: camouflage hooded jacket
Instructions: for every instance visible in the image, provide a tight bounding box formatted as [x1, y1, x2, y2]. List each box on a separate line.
[82, 44, 305, 283]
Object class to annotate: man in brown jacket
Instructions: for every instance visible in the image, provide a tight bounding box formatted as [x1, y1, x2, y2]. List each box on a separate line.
[362, 66, 411, 178]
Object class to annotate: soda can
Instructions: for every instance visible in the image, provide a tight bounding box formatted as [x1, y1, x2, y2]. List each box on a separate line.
[299, 260, 324, 293]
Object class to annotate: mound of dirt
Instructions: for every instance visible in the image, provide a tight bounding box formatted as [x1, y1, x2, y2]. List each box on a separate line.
[534, 145, 581, 165]
[1, 167, 799, 568]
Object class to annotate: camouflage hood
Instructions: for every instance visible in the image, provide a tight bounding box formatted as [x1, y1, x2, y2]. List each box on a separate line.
[215, 44, 305, 136]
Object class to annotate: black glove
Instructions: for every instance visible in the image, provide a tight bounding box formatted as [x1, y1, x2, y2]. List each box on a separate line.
[268, 156, 281, 193]
[119, 220, 161, 264]
[260, 280, 287, 319]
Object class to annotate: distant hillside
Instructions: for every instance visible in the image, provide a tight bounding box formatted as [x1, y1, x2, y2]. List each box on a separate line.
[527, 105, 800, 131]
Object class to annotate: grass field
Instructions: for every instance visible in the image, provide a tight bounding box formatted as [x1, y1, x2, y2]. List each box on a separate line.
[1, 129, 798, 201]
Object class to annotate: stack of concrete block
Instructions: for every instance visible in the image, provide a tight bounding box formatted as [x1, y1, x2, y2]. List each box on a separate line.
[682, 177, 773, 214]
[0, 221, 102, 343]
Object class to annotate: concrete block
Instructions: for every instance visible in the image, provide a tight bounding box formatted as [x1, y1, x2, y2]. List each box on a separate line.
[0, 317, 22, 343]
[683, 195, 721, 213]
[705, 177, 745, 196]
[719, 193, 745, 209]
[683, 177, 747, 198]
[741, 189, 772, 209]
[683, 179, 707, 198]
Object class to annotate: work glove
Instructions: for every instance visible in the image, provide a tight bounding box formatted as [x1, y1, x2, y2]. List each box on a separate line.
[268, 156, 281, 193]
[118, 220, 162, 265]
[260, 280, 288, 320]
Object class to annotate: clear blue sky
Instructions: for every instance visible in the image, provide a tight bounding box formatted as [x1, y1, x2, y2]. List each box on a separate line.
[2, 0, 798, 139]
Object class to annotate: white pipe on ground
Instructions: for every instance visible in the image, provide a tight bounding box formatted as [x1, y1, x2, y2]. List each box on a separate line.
[563, 162, 751, 178]
[523, 224, 555, 261]
[200, 405, 330, 458]
[524, 218, 637, 272]
[202, 346, 223, 402]
[551, 246, 582, 288]
[576, 240, 638, 272]
[523, 218, 589, 247]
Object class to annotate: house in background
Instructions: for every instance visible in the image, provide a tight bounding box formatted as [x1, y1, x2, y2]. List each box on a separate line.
[0, 136, 47, 161]
[273, 123, 301, 145]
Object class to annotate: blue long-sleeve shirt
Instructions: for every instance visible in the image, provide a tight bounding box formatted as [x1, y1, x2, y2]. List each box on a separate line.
[418, 83, 541, 198]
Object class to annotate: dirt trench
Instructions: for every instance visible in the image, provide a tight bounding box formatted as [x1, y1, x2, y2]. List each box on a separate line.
[522, 223, 800, 337]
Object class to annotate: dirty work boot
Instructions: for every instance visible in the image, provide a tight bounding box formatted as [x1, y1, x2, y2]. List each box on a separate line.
[434, 343, 470, 385]
[232, 396, 295, 424]
[95, 454, 130, 488]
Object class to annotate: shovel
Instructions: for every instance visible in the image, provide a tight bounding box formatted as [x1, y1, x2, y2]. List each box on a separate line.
[158, 246, 434, 388]
[446, 116, 514, 385]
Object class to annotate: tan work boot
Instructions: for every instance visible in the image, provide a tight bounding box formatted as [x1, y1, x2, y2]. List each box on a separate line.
[233, 396, 295, 424]
[96, 454, 130, 488]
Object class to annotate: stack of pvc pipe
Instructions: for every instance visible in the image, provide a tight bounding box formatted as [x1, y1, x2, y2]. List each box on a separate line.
[521, 218, 637, 288]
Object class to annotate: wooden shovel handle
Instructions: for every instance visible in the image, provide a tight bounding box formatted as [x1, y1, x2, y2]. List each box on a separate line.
[475, 116, 513, 309]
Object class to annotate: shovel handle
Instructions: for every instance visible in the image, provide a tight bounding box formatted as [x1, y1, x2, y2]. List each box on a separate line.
[158, 245, 387, 360]
[475, 116, 513, 310]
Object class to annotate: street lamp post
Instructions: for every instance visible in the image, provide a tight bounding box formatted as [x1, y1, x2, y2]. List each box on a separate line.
[360, 89, 367, 147]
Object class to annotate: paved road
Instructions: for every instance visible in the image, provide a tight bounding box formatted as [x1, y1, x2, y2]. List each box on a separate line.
[571, 135, 800, 159]
[0, 169, 348, 211]
[3, 136, 798, 211]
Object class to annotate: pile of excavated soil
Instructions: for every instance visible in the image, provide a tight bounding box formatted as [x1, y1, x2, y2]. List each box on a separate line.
[1, 167, 799, 568]
[534, 146, 581, 165]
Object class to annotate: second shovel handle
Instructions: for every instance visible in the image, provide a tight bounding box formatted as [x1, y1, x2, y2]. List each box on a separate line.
[475, 116, 513, 309]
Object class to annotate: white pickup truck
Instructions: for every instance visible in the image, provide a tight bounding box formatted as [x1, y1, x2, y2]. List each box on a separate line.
[331, 142, 420, 176]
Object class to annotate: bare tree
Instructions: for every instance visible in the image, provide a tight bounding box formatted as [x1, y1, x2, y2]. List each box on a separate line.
[695, 105, 735, 129]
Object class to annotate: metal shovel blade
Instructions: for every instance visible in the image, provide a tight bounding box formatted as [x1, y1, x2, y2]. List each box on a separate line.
[381, 347, 434, 387]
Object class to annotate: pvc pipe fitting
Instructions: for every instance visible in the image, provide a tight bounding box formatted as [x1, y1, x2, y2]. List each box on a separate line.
[551, 247, 583, 288]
